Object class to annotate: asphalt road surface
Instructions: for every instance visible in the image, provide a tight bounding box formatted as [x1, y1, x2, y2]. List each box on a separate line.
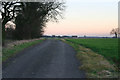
[3, 39, 86, 78]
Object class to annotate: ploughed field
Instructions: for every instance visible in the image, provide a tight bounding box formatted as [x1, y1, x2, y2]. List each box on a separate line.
[66, 38, 118, 65]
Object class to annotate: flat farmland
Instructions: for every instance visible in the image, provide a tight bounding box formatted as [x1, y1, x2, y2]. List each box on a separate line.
[66, 38, 119, 64]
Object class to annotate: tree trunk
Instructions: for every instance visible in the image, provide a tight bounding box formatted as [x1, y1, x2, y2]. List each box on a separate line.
[115, 32, 117, 38]
[2, 19, 8, 46]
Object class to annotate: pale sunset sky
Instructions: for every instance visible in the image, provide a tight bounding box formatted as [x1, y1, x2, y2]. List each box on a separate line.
[44, 0, 119, 37]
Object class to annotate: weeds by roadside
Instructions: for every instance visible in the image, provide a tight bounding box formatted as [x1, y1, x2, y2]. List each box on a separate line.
[62, 39, 119, 78]
[2, 39, 44, 62]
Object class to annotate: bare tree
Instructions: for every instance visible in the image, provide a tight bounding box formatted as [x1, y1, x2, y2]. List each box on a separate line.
[0, 1, 22, 45]
[1, 1, 65, 42]
[15, 1, 65, 39]
[110, 28, 120, 38]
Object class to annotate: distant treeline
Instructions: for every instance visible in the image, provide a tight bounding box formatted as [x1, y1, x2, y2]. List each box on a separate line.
[42, 35, 116, 38]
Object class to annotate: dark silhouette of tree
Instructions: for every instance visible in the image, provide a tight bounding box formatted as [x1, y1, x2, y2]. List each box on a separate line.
[0, 1, 22, 45]
[15, 1, 65, 39]
[110, 28, 120, 38]
[1, 1, 65, 41]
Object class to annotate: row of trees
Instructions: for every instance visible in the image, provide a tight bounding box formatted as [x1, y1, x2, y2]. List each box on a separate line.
[1, 1, 65, 45]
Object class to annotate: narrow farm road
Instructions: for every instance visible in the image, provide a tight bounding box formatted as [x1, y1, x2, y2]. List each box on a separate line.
[3, 39, 85, 78]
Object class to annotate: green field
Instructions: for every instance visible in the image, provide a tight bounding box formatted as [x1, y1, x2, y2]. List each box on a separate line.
[66, 38, 118, 64]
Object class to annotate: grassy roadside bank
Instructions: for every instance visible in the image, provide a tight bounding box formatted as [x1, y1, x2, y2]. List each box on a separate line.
[62, 39, 118, 78]
[66, 38, 118, 65]
[2, 39, 44, 62]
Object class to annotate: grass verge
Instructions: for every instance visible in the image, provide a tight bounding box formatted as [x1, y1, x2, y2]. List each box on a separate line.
[2, 39, 44, 62]
[62, 39, 119, 78]
[65, 38, 118, 65]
